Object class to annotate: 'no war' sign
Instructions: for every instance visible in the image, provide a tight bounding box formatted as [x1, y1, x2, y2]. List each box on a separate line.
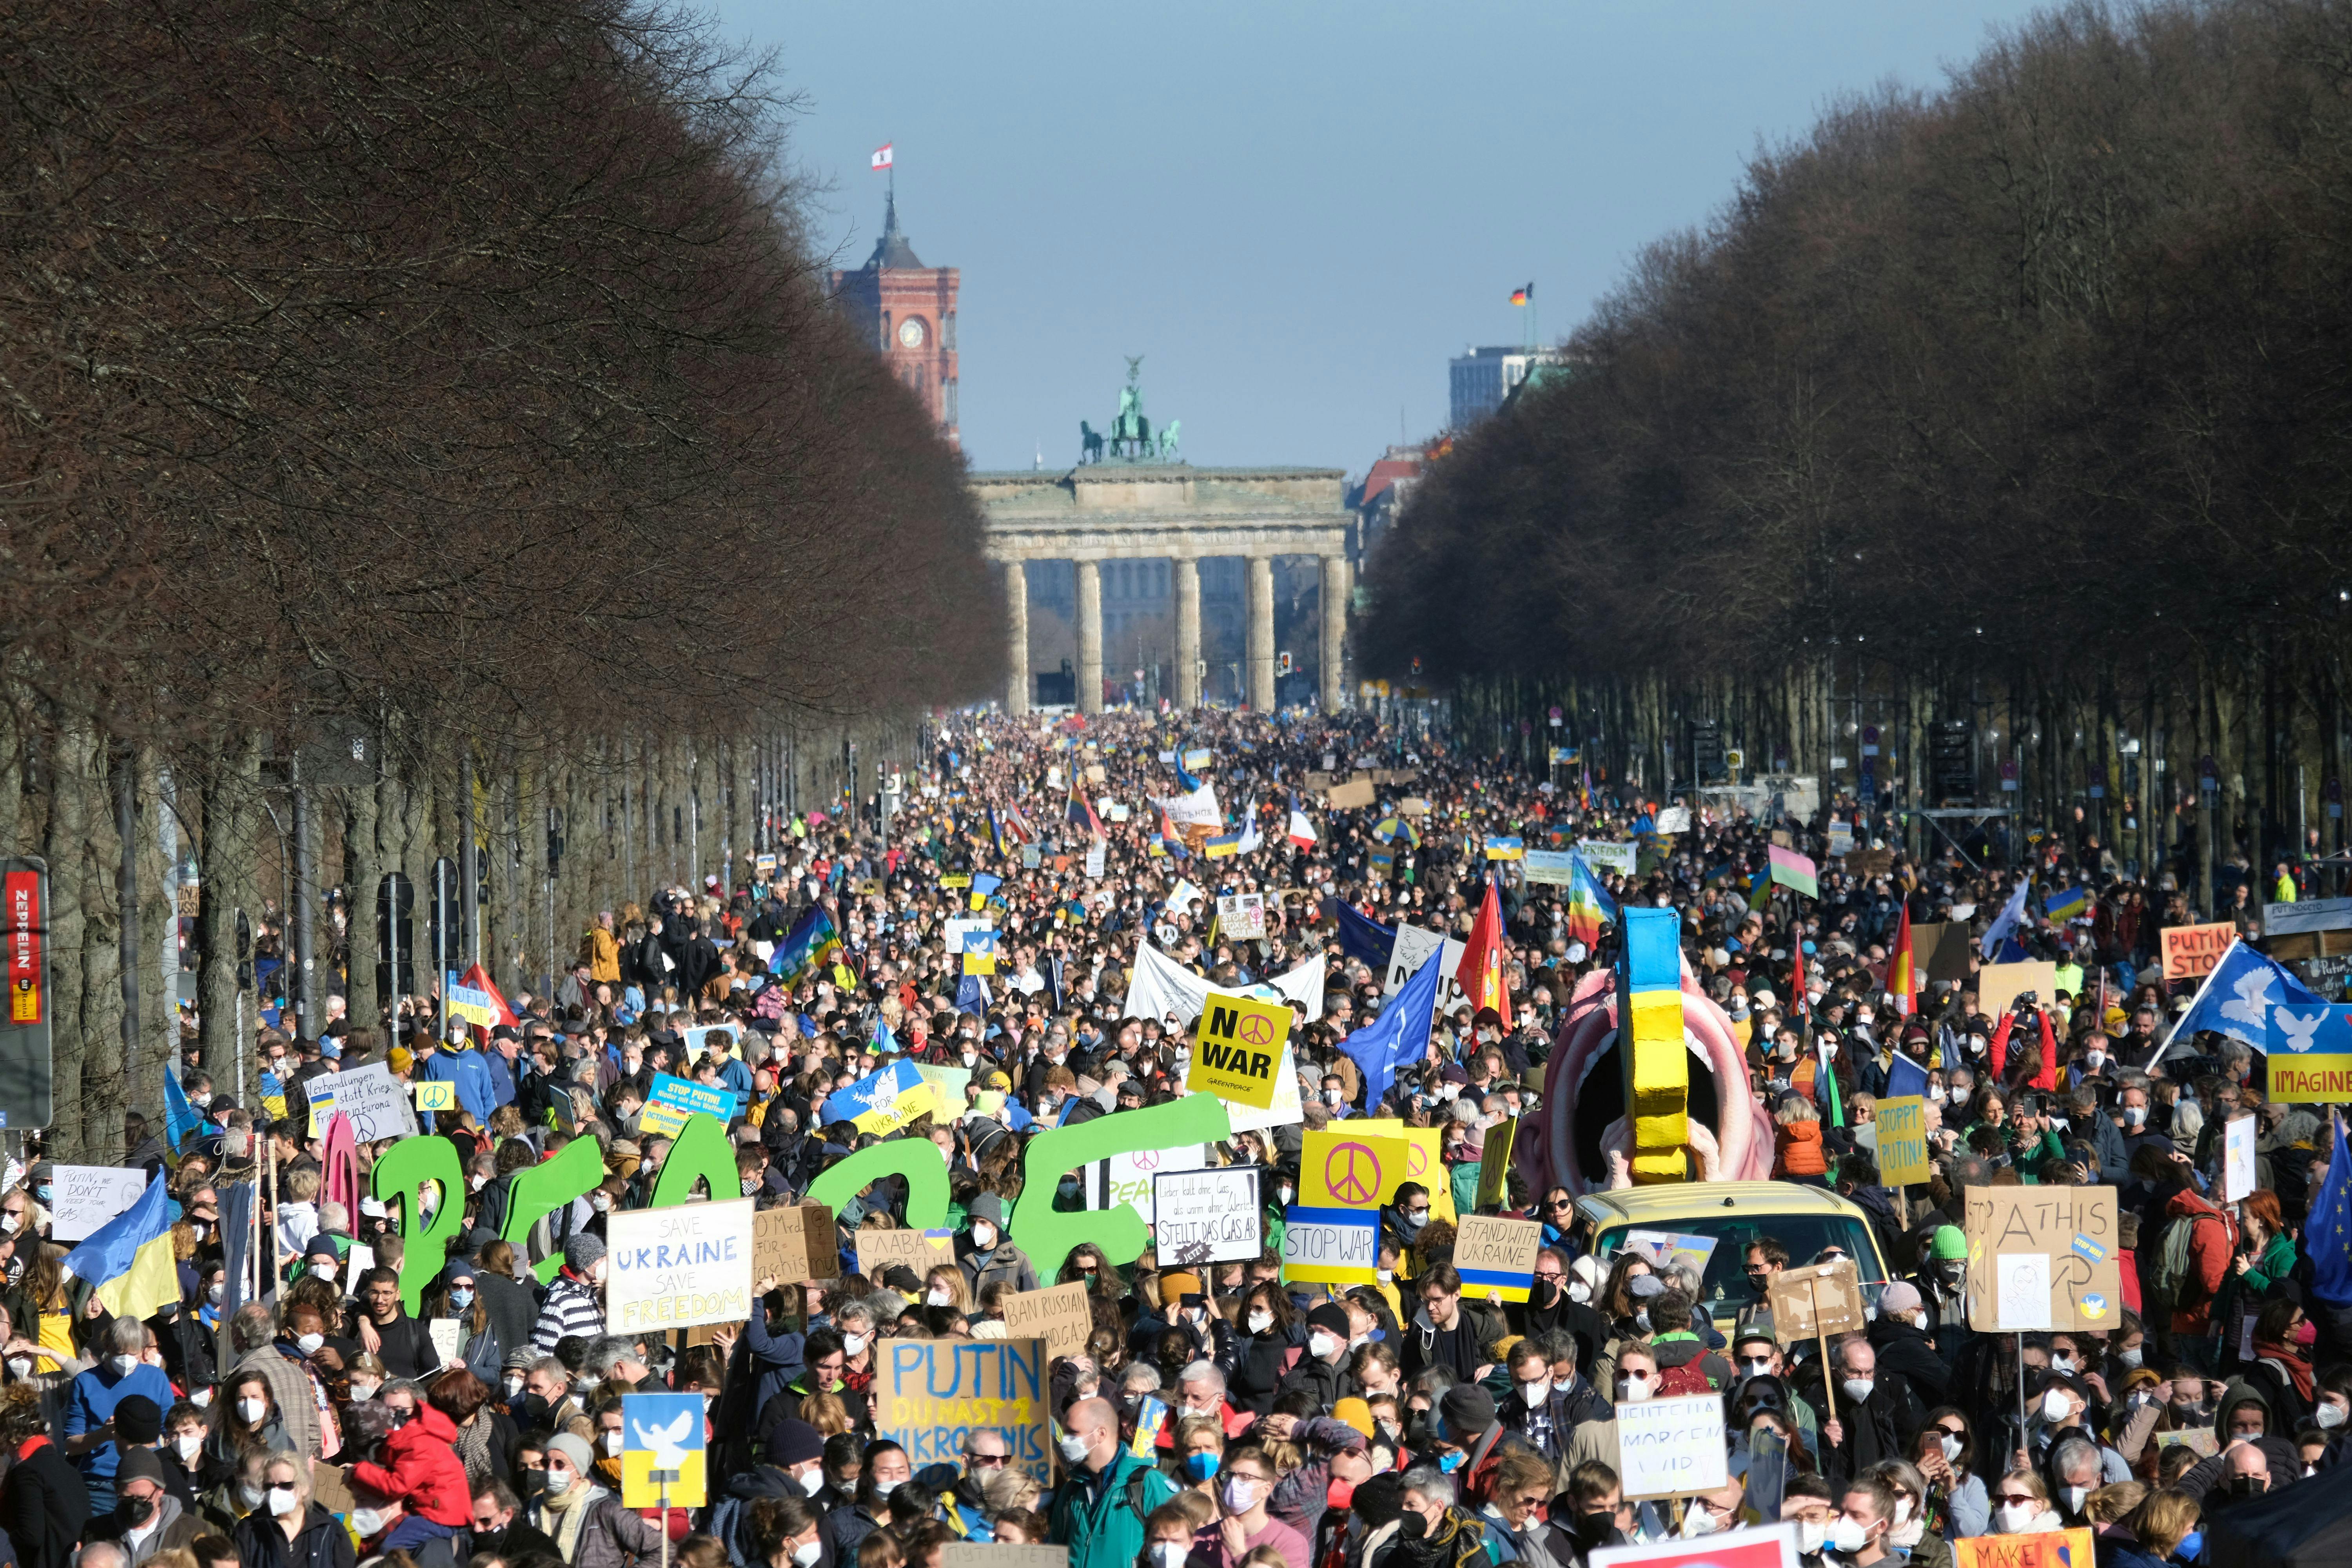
[1185, 989, 1291, 1109]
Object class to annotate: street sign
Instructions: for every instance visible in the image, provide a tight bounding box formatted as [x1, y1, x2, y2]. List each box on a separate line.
[0, 859, 52, 1132]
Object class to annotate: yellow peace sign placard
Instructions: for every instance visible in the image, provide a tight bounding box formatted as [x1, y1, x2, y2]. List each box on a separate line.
[1185, 989, 1292, 1109]
[1301, 1129, 1408, 1209]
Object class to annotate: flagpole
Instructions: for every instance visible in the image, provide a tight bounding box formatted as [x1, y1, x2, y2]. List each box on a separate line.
[2145, 936, 2243, 1071]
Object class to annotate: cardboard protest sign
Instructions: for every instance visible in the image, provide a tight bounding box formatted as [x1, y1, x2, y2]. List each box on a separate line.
[1875, 1095, 1930, 1186]
[604, 1197, 753, 1334]
[1764, 1260, 1866, 1344]
[305, 1062, 421, 1143]
[1086, 1143, 1209, 1225]
[1281, 1206, 1378, 1286]
[619, 1390, 706, 1507]
[1326, 779, 1376, 810]
[2161, 922, 2235, 982]
[2222, 1114, 2258, 1202]
[1911, 921, 1974, 984]
[1183, 990, 1290, 1109]
[1963, 1185, 2122, 1332]
[1953, 1527, 2093, 1568]
[753, 1204, 838, 1284]
[49, 1165, 148, 1241]
[876, 1338, 1049, 1481]
[854, 1229, 957, 1281]
[1216, 893, 1268, 940]
[1151, 1168, 1262, 1265]
[1617, 1393, 1728, 1501]
[1977, 960, 2058, 1022]
[1476, 1118, 1517, 1207]
[1301, 1129, 1408, 1210]
[998, 1283, 1093, 1358]
[945, 1547, 1067, 1568]
[1452, 1214, 1542, 1303]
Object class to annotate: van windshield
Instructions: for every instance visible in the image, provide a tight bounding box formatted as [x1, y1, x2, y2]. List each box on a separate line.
[1596, 1214, 1886, 1315]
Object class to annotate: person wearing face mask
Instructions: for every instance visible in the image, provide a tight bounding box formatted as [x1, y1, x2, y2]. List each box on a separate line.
[1562, 1344, 1663, 1478]
[1824, 1474, 1898, 1568]
[1862, 1283, 1950, 1409]
[469, 1477, 561, 1564]
[1814, 1339, 1922, 1488]
[230, 1454, 353, 1568]
[526, 1431, 663, 1566]
[956, 1193, 1038, 1295]
[1276, 1303, 1357, 1412]
[532, 1232, 614, 1353]
[712, 1418, 836, 1568]
[1228, 1288, 1302, 1416]
[62, 1315, 179, 1518]
[422, 1263, 503, 1388]
[1045, 1397, 1177, 1568]
[92, 1446, 202, 1561]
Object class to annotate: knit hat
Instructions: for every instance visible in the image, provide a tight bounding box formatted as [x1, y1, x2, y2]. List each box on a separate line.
[305, 1234, 342, 1261]
[1438, 1383, 1496, 1436]
[1331, 1396, 1374, 1439]
[1307, 1303, 1352, 1339]
[770, 1417, 826, 1466]
[116, 1446, 166, 1488]
[1158, 1269, 1203, 1300]
[564, 1232, 607, 1272]
[388, 1046, 413, 1073]
[1351, 1471, 1405, 1527]
[546, 1432, 596, 1476]
[1929, 1225, 1968, 1262]
[1879, 1281, 1922, 1315]
[112, 1394, 162, 1444]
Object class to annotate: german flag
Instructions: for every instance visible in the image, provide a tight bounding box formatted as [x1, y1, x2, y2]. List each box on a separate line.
[1509, 282, 1532, 306]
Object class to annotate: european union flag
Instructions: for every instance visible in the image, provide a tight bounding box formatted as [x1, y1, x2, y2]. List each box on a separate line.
[1341, 945, 1445, 1107]
[1327, 900, 1396, 969]
[2312, 1111, 2352, 1309]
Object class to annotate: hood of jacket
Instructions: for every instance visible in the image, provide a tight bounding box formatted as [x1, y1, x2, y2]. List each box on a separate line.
[2166, 1185, 2226, 1222]
[726, 1464, 800, 1503]
[2213, 1377, 2273, 1443]
[1651, 1335, 1708, 1371]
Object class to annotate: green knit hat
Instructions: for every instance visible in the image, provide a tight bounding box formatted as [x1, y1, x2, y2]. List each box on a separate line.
[1929, 1225, 1967, 1261]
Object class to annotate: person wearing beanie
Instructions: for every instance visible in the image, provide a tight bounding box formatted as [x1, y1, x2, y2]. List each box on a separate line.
[528, 1430, 662, 1567]
[91, 1443, 201, 1560]
[1430, 1381, 1524, 1508]
[1864, 1279, 1951, 1409]
[1277, 1302, 1355, 1410]
[532, 1232, 609, 1354]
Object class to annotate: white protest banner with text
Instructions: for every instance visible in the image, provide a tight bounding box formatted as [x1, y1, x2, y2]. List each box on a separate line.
[51, 1165, 149, 1242]
[305, 1062, 421, 1143]
[1616, 1394, 1728, 1501]
[1152, 1168, 1262, 1265]
[605, 1197, 754, 1334]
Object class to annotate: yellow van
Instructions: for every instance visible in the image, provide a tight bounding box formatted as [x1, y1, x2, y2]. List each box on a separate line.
[1563, 1181, 1895, 1331]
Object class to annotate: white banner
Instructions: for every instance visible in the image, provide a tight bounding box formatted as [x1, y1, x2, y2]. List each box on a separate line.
[605, 1197, 754, 1334]
[305, 1061, 421, 1143]
[51, 1165, 149, 1242]
[944, 918, 993, 955]
[1155, 782, 1223, 829]
[1577, 840, 1637, 877]
[1120, 942, 1324, 1024]
[1152, 1169, 1262, 1265]
[1615, 1393, 1727, 1501]
[1522, 850, 1576, 886]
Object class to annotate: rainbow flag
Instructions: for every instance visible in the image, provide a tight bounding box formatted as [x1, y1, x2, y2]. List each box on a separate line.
[1566, 851, 1617, 948]
[767, 905, 842, 985]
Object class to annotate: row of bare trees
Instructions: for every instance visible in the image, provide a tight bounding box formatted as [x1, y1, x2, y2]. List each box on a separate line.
[0, 0, 1002, 1156]
[1361, 0, 2352, 882]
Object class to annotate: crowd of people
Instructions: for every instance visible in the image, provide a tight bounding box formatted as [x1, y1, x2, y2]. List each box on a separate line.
[7, 707, 2347, 1568]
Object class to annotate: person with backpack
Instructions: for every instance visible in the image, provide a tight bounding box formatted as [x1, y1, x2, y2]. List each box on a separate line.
[1645, 1287, 1733, 1396]
[1047, 1397, 1175, 1568]
[2155, 1181, 2238, 1370]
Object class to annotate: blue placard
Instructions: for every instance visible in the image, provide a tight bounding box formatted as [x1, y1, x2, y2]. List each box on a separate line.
[649, 1072, 735, 1123]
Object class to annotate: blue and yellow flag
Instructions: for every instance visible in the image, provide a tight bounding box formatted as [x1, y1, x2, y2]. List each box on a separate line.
[64, 1173, 180, 1321]
[2045, 884, 2089, 922]
[819, 1060, 940, 1134]
[1203, 832, 1241, 859]
[163, 1072, 202, 1161]
[768, 905, 842, 985]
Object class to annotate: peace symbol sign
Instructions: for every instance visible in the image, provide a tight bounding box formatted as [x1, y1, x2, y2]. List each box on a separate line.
[1238, 1013, 1275, 1047]
[1404, 1142, 1428, 1178]
[1323, 1142, 1381, 1205]
[1133, 1150, 1163, 1171]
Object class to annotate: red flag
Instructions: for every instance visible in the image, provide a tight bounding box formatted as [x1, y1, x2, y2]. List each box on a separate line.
[1889, 904, 1917, 1017]
[1791, 940, 1809, 1019]
[454, 962, 519, 1030]
[1456, 875, 1514, 1031]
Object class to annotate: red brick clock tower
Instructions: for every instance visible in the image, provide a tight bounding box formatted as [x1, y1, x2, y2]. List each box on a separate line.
[830, 192, 960, 447]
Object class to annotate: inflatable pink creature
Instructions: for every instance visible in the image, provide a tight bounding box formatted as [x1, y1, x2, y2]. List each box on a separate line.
[1517, 962, 1777, 1194]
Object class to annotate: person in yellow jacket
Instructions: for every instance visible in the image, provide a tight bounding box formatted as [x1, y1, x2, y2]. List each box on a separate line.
[581, 910, 621, 984]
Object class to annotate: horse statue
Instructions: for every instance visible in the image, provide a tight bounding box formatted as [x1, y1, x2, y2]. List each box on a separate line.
[1080, 421, 1104, 464]
[1156, 420, 1181, 460]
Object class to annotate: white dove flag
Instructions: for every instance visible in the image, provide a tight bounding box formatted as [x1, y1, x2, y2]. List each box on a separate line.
[2155, 938, 2322, 1062]
[619, 1390, 708, 1507]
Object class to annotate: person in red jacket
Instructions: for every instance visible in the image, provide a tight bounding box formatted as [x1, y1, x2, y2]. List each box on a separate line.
[348, 1381, 472, 1555]
[2163, 1185, 2239, 1352]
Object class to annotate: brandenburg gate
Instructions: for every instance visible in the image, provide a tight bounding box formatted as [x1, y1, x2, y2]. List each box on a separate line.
[972, 365, 1354, 715]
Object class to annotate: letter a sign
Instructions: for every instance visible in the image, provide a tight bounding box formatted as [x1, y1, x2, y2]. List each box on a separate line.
[1185, 989, 1291, 1110]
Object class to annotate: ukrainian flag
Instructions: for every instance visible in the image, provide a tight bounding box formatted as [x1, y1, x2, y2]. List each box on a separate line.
[820, 1060, 940, 1134]
[2045, 884, 2089, 922]
[163, 1072, 202, 1162]
[64, 1173, 180, 1321]
[767, 906, 842, 985]
[1203, 832, 1241, 859]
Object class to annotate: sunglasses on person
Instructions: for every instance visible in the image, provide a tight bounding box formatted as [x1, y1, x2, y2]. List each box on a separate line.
[1994, 1492, 2040, 1506]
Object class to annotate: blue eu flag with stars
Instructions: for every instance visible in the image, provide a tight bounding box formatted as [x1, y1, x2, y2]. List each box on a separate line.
[2314, 1110, 2352, 1309]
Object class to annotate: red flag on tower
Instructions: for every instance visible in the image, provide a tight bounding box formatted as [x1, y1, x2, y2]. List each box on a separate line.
[1889, 904, 1918, 1017]
[1456, 875, 1514, 1031]
[871, 143, 894, 171]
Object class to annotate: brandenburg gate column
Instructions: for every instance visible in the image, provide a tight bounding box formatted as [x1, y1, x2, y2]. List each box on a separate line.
[1074, 559, 1104, 715]
[1246, 554, 1276, 711]
[1173, 556, 1201, 709]
[1320, 553, 1351, 713]
[1004, 559, 1030, 717]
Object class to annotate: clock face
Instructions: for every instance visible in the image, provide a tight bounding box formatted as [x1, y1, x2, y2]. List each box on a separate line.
[897, 317, 927, 348]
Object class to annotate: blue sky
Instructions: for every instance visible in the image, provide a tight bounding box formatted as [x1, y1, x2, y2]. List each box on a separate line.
[711, 1, 2049, 476]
